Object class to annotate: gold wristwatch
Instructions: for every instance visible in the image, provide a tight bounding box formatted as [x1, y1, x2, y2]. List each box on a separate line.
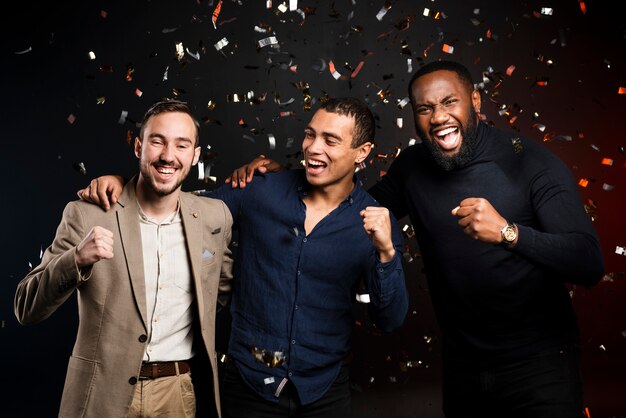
[500, 222, 517, 247]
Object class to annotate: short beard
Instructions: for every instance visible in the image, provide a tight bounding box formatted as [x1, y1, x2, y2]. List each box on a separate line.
[422, 108, 478, 171]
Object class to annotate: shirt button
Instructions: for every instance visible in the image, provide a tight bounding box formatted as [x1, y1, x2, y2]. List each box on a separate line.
[291, 340, 296, 345]
[379, 268, 384, 273]
[295, 304, 299, 310]
[129, 377, 138, 385]
[297, 270, 301, 276]
[303, 238, 307, 242]
[138, 334, 148, 343]
[288, 372, 293, 377]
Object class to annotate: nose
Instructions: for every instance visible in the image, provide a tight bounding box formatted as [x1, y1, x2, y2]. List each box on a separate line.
[160, 144, 175, 162]
[430, 104, 449, 125]
[305, 136, 323, 154]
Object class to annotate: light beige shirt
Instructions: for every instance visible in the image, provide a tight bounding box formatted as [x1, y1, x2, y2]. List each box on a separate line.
[138, 204, 194, 362]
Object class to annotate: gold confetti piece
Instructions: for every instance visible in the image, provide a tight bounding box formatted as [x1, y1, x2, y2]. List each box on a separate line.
[543, 131, 556, 142]
[532, 123, 546, 132]
[67, 114, 76, 124]
[73, 162, 87, 175]
[578, 178, 589, 187]
[616, 246, 625, 255]
[599, 344, 606, 352]
[96, 97, 105, 105]
[212, 0, 223, 29]
[602, 183, 615, 191]
[206, 100, 216, 110]
[422, 7, 430, 17]
[251, 346, 286, 368]
[88, 51, 96, 60]
[618, 87, 626, 94]
[396, 118, 403, 128]
[125, 65, 134, 82]
[541, 7, 553, 15]
[268, 134, 276, 149]
[442, 44, 454, 54]
[601, 158, 613, 166]
[175, 42, 184, 60]
[591, 144, 599, 151]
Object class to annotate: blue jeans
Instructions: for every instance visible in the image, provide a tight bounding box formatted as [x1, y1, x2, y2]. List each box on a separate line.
[442, 344, 585, 418]
[221, 360, 351, 418]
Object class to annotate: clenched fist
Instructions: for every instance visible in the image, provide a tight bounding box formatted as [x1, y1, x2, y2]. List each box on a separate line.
[75, 226, 114, 268]
[360, 206, 395, 262]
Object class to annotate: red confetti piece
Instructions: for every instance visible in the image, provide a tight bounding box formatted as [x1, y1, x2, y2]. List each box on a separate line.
[601, 158, 613, 166]
[135, 88, 143, 97]
[578, 178, 589, 188]
[350, 61, 365, 79]
[618, 87, 626, 94]
[212, 0, 223, 29]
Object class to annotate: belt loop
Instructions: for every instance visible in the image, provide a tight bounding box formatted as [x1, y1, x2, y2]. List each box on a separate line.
[151, 363, 158, 377]
[175, 361, 180, 376]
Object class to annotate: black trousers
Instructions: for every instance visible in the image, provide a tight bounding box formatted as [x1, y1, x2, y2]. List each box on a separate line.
[442, 344, 585, 418]
[221, 361, 351, 418]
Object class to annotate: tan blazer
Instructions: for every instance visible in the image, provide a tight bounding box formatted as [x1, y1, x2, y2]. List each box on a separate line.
[14, 177, 233, 418]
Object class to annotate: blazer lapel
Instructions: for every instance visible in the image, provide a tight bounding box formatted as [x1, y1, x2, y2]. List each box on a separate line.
[180, 194, 205, 324]
[116, 178, 149, 329]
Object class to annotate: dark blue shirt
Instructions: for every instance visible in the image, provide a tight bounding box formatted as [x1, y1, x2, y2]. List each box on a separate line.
[205, 169, 408, 404]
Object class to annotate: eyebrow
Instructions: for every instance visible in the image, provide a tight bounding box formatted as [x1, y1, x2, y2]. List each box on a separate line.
[305, 126, 343, 142]
[148, 133, 194, 143]
[415, 94, 456, 106]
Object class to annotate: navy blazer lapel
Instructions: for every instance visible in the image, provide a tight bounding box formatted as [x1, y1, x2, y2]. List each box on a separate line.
[180, 194, 205, 323]
[116, 178, 149, 329]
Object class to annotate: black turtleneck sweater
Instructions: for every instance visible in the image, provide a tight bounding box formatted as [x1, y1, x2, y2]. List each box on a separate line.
[369, 121, 604, 365]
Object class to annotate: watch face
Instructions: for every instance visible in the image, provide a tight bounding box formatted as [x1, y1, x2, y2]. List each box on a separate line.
[503, 226, 516, 242]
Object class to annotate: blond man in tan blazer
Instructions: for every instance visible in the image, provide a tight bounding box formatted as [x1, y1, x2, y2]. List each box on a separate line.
[14, 100, 233, 417]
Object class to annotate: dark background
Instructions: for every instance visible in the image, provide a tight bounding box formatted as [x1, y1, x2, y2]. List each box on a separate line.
[1, 1, 625, 417]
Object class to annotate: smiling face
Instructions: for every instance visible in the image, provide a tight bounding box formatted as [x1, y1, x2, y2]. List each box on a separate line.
[410, 69, 481, 171]
[134, 111, 200, 197]
[302, 108, 371, 191]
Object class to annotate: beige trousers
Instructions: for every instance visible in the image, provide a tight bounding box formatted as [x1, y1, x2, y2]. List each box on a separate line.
[128, 371, 196, 418]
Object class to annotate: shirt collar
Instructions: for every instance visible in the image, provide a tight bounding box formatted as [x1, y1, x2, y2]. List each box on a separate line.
[295, 170, 362, 206]
[137, 200, 181, 225]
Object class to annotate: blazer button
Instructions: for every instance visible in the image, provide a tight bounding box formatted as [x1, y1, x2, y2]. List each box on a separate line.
[129, 377, 138, 385]
[138, 334, 148, 343]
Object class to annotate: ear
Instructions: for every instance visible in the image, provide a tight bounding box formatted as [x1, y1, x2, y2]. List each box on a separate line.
[472, 89, 482, 114]
[192, 146, 201, 166]
[355, 141, 373, 165]
[134, 137, 142, 159]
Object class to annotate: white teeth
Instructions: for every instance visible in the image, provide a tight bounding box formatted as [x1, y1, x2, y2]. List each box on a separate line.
[307, 160, 326, 167]
[436, 127, 457, 137]
[157, 167, 175, 174]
